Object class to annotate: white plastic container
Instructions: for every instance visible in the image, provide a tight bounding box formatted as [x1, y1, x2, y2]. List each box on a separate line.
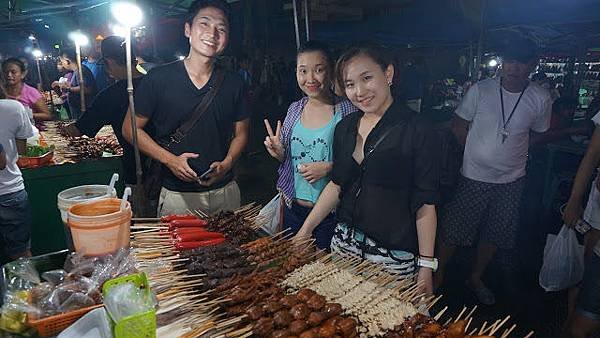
[58, 307, 113, 338]
[57, 174, 119, 224]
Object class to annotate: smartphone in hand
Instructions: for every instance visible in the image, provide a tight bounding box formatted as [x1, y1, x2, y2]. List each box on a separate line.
[198, 167, 214, 181]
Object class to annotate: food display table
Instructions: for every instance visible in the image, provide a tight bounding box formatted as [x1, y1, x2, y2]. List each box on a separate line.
[0, 122, 125, 264]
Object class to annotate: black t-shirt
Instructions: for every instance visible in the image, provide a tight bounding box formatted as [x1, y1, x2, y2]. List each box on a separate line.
[134, 60, 249, 192]
[331, 101, 440, 252]
[68, 65, 97, 117]
[75, 76, 147, 184]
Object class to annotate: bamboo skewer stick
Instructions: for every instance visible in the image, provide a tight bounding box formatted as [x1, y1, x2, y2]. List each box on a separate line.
[500, 324, 518, 338]
[433, 306, 448, 321]
[465, 317, 473, 333]
[465, 305, 478, 320]
[478, 321, 488, 335]
[455, 306, 467, 322]
[488, 315, 511, 336]
[427, 294, 443, 310]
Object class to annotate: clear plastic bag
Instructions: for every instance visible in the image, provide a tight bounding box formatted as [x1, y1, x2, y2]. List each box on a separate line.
[42, 269, 67, 285]
[4, 258, 41, 292]
[539, 225, 585, 291]
[257, 194, 282, 235]
[104, 282, 155, 322]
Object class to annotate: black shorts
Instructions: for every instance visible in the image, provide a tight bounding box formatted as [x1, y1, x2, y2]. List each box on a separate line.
[0, 190, 32, 257]
[440, 175, 525, 250]
[576, 253, 600, 321]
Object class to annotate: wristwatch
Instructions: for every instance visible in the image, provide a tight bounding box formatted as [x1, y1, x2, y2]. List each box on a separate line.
[417, 257, 438, 272]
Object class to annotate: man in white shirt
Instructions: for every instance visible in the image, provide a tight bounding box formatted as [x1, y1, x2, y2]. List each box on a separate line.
[434, 37, 552, 305]
[0, 86, 35, 260]
[561, 110, 600, 338]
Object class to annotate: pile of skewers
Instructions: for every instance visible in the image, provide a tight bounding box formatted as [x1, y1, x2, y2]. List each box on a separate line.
[130, 207, 534, 338]
[182, 243, 255, 292]
[199, 204, 262, 246]
[282, 255, 427, 337]
[39, 121, 122, 163]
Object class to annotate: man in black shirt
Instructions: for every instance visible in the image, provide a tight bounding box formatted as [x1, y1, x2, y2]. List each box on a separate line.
[123, 0, 249, 216]
[64, 36, 146, 185]
[59, 48, 96, 119]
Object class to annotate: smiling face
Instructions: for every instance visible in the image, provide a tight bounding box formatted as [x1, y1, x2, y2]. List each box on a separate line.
[3, 63, 26, 86]
[342, 53, 394, 115]
[296, 51, 331, 99]
[184, 6, 229, 59]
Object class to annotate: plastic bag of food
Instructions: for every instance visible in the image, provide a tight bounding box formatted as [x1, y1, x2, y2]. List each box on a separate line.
[41, 269, 67, 285]
[4, 258, 41, 292]
[104, 282, 155, 322]
[57, 292, 96, 313]
[0, 290, 38, 334]
[64, 252, 99, 276]
[88, 248, 135, 289]
[37, 275, 100, 316]
[539, 225, 585, 291]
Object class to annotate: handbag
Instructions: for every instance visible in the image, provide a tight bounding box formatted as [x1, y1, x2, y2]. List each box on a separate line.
[141, 67, 226, 204]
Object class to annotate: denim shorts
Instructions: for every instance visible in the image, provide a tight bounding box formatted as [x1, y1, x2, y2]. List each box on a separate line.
[576, 253, 600, 321]
[0, 190, 32, 257]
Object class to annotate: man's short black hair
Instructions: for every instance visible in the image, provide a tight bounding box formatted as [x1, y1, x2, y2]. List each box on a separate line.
[498, 35, 538, 64]
[186, 0, 231, 25]
[60, 48, 77, 62]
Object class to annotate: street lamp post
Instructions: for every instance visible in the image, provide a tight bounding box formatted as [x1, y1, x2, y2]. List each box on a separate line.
[68, 32, 89, 113]
[32, 49, 43, 90]
[112, 2, 144, 209]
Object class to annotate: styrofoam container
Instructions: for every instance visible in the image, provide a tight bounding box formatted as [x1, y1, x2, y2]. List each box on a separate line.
[57, 307, 113, 338]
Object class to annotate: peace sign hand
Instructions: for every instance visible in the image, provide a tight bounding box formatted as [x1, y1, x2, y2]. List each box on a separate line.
[263, 119, 284, 162]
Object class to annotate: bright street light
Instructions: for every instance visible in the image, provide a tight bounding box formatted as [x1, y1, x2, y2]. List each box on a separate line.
[111, 1, 145, 189]
[68, 31, 89, 47]
[111, 2, 143, 27]
[28, 34, 36, 41]
[488, 59, 498, 67]
[112, 24, 129, 38]
[32, 49, 43, 59]
[68, 31, 89, 113]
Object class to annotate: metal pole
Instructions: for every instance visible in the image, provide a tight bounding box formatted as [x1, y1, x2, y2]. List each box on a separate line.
[303, 0, 310, 42]
[75, 43, 86, 113]
[473, 0, 486, 81]
[125, 29, 144, 191]
[35, 58, 43, 89]
[292, 0, 300, 49]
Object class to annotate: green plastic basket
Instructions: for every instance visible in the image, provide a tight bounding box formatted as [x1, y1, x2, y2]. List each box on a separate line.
[102, 272, 156, 338]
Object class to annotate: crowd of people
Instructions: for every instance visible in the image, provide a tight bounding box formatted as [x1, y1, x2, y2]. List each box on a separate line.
[1, 0, 600, 337]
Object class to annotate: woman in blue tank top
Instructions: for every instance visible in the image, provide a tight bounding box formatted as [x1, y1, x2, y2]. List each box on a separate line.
[263, 42, 356, 249]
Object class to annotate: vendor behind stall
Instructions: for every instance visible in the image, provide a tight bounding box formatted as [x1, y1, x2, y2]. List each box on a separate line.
[2, 57, 52, 122]
[62, 35, 147, 186]
[0, 83, 35, 261]
[58, 48, 97, 120]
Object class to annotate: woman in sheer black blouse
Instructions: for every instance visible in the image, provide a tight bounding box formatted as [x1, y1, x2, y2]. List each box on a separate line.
[294, 43, 440, 294]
